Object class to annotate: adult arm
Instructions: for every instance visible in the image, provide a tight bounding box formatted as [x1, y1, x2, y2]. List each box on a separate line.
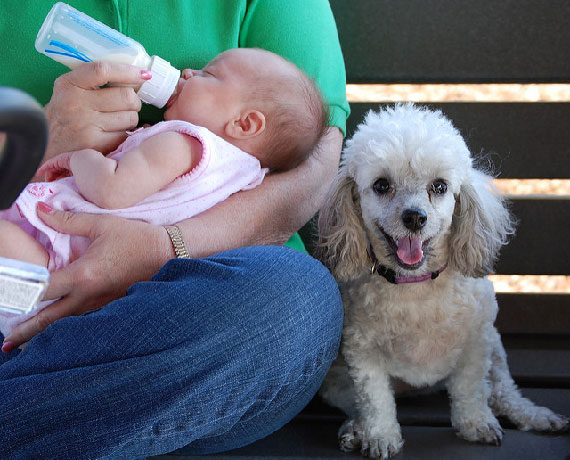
[2, 128, 342, 350]
[179, 127, 343, 256]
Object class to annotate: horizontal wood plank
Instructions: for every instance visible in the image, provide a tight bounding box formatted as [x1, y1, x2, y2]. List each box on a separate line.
[496, 294, 570, 335]
[496, 199, 570, 275]
[331, 0, 570, 83]
[505, 347, 570, 387]
[346, 103, 570, 179]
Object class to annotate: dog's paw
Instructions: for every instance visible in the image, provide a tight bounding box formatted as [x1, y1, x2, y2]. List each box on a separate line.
[512, 406, 569, 433]
[338, 418, 404, 459]
[338, 418, 362, 452]
[360, 433, 404, 460]
[456, 414, 504, 446]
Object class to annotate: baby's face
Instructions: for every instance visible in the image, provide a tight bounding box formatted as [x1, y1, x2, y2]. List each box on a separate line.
[164, 49, 293, 138]
[164, 49, 256, 136]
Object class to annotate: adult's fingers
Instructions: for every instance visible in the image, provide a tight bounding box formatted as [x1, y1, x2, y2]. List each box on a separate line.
[43, 264, 75, 301]
[1, 208, 170, 352]
[64, 61, 150, 90]
[82, 131, 130, 156]
[3, 293, 84, 350]
[36, 204, 96, 239]
[94, 107, 140, 132]
[88, 85, 143, 113]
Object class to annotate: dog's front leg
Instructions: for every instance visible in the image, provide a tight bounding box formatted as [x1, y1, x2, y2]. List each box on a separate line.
[446, 329, 503, 445]
[344, 356, 404, 459]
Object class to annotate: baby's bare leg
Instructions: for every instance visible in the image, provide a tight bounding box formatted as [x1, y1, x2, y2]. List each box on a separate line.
[0, 221, 49, 267]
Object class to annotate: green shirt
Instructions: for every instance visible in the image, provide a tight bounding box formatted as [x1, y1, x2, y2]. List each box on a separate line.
[0, 0, 350, 251]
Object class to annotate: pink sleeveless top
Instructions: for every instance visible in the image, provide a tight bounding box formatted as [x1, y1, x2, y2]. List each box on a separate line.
[2, 120, 267, 271]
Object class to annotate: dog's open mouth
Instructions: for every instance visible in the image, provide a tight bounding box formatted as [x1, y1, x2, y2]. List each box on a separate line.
[380, 228, 430, 270]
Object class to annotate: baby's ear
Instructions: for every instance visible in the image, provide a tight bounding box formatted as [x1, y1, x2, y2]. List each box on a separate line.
[225, 110, 266, 139]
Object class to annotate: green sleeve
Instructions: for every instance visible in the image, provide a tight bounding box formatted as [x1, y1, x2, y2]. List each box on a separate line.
[240, 0, 350, 135]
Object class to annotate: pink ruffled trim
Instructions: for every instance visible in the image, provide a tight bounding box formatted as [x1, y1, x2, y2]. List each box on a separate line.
[173, 129, 210, 182]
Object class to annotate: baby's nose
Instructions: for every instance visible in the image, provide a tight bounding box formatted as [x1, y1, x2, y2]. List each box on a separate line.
[181, 69, 197, 79]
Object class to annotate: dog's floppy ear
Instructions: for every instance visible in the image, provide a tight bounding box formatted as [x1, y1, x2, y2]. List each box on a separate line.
[449, 168, 515, 277]
[315, 172, 369, 281]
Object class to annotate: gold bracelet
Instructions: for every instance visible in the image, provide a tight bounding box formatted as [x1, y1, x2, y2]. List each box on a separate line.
[164, 225, 190, 259]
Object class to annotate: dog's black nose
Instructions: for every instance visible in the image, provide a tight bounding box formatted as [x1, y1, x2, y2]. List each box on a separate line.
[402, 208, 427, 231]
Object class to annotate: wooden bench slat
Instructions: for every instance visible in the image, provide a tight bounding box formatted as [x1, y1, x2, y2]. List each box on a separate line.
[505, 346, 570, 387]
[347, 103, 570, 179]
[496, 199, 570, 275]
[496, 294, 570, 335]
[331, 0, 570, 83]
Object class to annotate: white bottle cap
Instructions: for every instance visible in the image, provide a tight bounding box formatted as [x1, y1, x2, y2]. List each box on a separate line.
[137, 56, 180, 109]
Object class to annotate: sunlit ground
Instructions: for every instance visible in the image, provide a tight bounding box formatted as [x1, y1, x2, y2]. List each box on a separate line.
[347, 84, 570, 293]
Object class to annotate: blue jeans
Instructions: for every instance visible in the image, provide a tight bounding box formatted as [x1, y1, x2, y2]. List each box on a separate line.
[0, 246, 342, 459]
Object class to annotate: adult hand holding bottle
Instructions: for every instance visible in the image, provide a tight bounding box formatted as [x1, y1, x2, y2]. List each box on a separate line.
[43, 62, 151, 162]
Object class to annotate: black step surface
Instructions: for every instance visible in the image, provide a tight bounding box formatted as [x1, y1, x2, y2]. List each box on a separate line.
[151, 388, 569, 459]
[156, 423, 569, 459]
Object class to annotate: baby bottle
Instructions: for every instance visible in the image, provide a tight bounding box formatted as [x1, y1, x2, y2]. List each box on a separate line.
[35, 2, 180, 109]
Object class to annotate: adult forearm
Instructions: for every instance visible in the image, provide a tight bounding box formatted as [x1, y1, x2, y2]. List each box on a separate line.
[177, 128, 343, 259]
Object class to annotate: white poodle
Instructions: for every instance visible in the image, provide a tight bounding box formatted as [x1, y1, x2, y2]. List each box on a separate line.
[317, 104, 568, 459]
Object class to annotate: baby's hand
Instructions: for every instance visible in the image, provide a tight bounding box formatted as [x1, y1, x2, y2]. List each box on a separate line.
[36, 151, 76, 181]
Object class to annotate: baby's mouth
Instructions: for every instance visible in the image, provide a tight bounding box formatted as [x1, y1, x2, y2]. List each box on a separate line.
[380, 228, 430, 269]
[166, 91, 178, 108]
[166, 78, 184, 108]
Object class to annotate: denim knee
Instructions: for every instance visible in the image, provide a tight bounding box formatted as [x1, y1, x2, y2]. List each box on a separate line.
[170, 246, 344, 454]
[172, 244, 344, 383]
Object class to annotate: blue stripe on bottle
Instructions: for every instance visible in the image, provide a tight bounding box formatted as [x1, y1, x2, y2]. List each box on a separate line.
[45, 40, 92, 63]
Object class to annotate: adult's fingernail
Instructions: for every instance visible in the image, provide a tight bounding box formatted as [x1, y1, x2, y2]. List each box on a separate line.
[2, 341, 15, 354]
[37, 202, 53, 214]
[141, 70, 152, 80]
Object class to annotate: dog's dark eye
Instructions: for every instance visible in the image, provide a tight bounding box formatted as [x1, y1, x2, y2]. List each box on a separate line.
[431, 179, 447, 194]
[373, 178, 391, 195]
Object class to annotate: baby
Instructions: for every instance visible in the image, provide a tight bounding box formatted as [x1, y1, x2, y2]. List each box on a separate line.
[0, 47, 329, 335]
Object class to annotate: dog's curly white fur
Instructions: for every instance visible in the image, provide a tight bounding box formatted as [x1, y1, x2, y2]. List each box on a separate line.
[317, 104, 568, 459]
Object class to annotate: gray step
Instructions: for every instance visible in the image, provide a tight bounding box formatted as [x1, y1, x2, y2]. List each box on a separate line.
[151, 388, 569, 459]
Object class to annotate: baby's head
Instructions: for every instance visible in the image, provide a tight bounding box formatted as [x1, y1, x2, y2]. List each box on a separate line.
[164, 48, 329, 170]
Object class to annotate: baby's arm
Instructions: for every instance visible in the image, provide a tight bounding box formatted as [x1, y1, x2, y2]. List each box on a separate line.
[69, 132, 200, 209]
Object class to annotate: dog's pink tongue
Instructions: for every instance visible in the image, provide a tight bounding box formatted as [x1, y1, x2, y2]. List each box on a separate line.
[397, 237, 423, 265]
